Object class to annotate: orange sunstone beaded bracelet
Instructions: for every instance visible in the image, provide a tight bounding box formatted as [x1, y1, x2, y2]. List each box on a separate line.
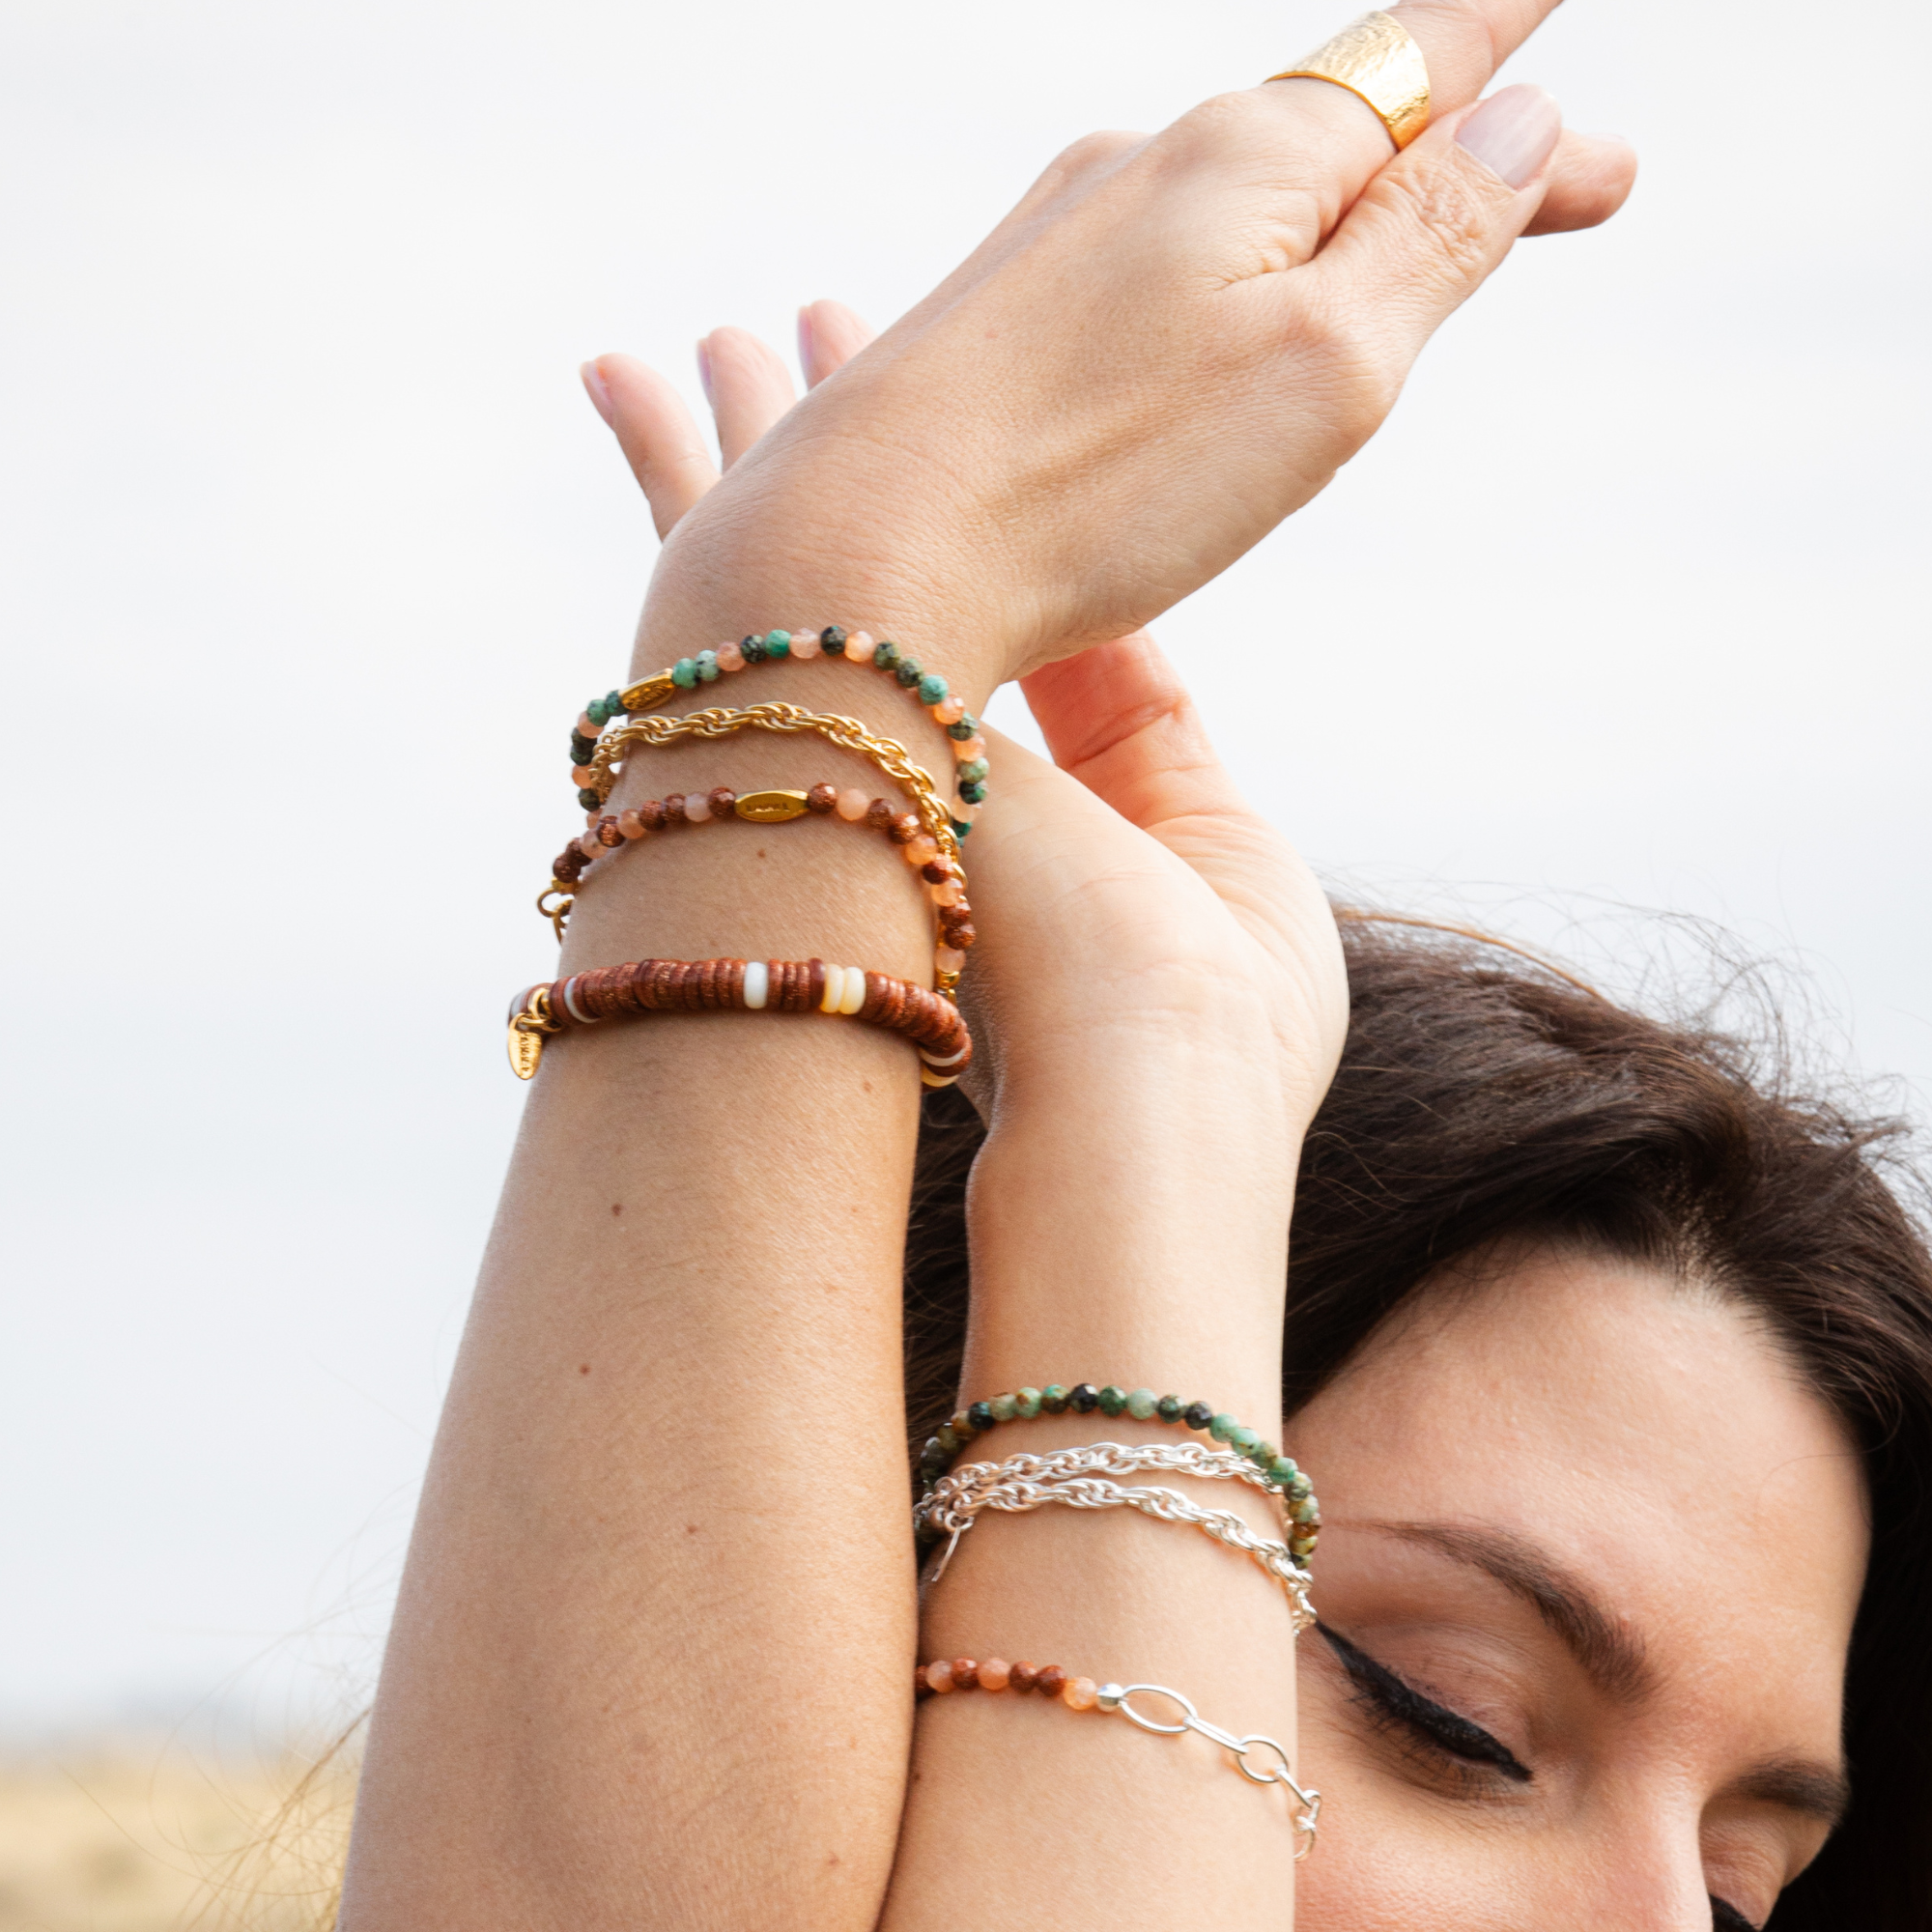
[543, 782, 975, 981]
[506, 955, 972, 1087]
[915, 1656, 1321, 1855]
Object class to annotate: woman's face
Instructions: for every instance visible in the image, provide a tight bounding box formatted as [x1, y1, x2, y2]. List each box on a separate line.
[1290, 1245, 1867, 1931]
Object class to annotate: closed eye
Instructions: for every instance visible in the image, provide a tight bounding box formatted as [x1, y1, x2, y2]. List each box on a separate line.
[1318, 1622, 1532, 1783]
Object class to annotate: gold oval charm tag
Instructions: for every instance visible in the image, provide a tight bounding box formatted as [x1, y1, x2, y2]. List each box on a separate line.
[508, 1021, 544, 1080]
[735, 789, 810, 822]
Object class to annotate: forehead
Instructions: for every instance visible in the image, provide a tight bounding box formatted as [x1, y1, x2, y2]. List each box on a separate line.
[1293, 1247, 1867, 1720]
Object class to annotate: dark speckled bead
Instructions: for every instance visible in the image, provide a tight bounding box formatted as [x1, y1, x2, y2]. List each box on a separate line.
[1069, 1383, 1100, 1413]
[1096, 1384, 1127, 1417]
[1182, 1402, 1213, 1432]
[1156, 1395, 1184, 1423]
[1041, 1384, 1070, 1414]
[966, 1401, 997, 1433]
[821, 624, 849, 655]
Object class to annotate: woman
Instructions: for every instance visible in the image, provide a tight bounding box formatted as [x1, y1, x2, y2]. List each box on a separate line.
[334, 6, 1932, 1927]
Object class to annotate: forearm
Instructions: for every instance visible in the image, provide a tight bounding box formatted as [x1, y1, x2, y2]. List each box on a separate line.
[886, 1021, 1310, 1927]
[343, 575, 998, 1929]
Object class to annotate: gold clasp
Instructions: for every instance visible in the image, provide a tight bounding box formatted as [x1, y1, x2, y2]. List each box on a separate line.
[537, 884, 574, 943]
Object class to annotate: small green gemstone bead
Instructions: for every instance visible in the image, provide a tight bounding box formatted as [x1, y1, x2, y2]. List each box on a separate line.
[958, 780, 988, 804]
[988, 1392, 1019, 1422]
[1229, 1425, 1262, 1454]
[1097, 1384, 1128, 1417]
[695, 649, 720, 681]
[604, 689, 623, 710]
[966, 1400, 997, 1433]
[1182, 1402, 1213, 1432]
[1041, 1384, 1070, 1413]
[950, 818, 973, 839]
[577, 787, 601, 810]
[873, 639, 901, 668]
[1125, 1388, 1157, 1420]
[1292, 1498, 1321, 1524]
[1209, 1413, 1236, 1442]
[895, 660, 923, 688]
[586, 698, 611, 725]
[671, 659, 698, 688]
[948, 715, 979, 741]
[741, 634, 767, 662]
[1155, 1394, 1184, 1423]
[570, 735, 595, 761]
[1014, 1387, 1043, 1419]
[1286, 1473, 1313, 1500]
[1267, 1455, 1299, 1488]
[936, 1425, 961, 1455]
[764, 631, 791, 659]
[919, 672, 949, 704]
[956, 757, 989, 784]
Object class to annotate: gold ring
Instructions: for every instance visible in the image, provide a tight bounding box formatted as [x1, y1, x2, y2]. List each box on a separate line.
[1266, 11, 1431, 151]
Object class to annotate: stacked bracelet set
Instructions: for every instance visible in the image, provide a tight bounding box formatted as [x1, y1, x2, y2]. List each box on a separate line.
[912, 1382, 1323, 1855]
[509, 629, 980, 1087]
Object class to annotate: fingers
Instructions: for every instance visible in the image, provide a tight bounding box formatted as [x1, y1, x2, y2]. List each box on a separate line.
[1019, 634, 1250, 835]
[1522, 130, 1637, 236]
[696, 326, 798, 468]
[798, 300, 876, 387]
[582, 355, 720, 540]
[1300, 84, 1564, 358]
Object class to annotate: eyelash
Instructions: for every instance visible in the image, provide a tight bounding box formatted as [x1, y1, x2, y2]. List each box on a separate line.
[1318, 1623, 1534, 1787]
[1318, 1627, 1764, 1929]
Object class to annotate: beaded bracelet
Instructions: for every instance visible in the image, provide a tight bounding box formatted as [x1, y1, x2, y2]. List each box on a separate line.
[917, 1384, 1321, 1565]
[570, 627, 988, 825]
[555, 703, 972, 995]
[544, 784, 975, 980]
[914, 1442, 1314, 1627]
[506, 955, 972, 1086]
[915, 1656, 1321, 1854]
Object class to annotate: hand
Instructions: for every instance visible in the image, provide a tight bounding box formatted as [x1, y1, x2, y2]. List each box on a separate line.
[606, 3, 1634, 694]
[586, 309, 1347, 1135]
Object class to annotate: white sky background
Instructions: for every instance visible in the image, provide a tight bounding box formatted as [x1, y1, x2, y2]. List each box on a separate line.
[1, 0, 1926, 1737]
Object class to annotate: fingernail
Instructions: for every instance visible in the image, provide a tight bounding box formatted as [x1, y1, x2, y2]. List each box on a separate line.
[580, 359, 613, 425]
[696, 339, 714, 404]
[796, 307, 815, 379]
[1457, 84, 1562, 189]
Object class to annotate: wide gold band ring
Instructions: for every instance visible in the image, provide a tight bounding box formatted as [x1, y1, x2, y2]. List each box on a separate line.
[1266, 10, 1431, 150]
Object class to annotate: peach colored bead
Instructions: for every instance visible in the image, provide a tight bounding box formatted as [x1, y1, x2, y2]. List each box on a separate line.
[925, 1660, 954, 1693]
[617, 810, 646, 839]
[571, 764, 597, 786]
[935, 945, 966, 976]
[1063, 1676, 1098, 1711]
[951, 735, 986, 763]
[848, 630, 874, 658]
[901, 834, 940, 867]
[685, 792, 713, 823]
[717, 641, 745, 672]
[577, 712, 598, 737]
[933, 695, 966, 724]
[928, 880, 962, 907]
[791, 629, 822, 658]
[835, 787, 870, 822]
[576, 834, 602, 861]
[978, 1658, 1011, 1691]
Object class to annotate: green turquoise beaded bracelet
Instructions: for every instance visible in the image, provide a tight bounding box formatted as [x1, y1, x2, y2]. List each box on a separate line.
[568, 625, 987, 834]
[918, 1381, 1321, 1565]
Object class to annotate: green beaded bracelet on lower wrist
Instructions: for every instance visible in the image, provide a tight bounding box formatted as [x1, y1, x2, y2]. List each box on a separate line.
[917, 1380, 1321, 1564]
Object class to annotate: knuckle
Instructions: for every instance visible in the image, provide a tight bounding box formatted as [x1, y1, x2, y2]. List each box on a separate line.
[1378, 160, 1507, 283]
[1044, 128, 1148, 188]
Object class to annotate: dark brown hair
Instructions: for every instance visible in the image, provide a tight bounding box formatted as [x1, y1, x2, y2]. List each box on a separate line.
[904, 915, 1932, 1928]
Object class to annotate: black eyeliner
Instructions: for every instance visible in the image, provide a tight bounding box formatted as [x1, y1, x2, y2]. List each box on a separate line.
[1709, 1898, 1759, 1932]
[1318, 1623, 1533, 1783]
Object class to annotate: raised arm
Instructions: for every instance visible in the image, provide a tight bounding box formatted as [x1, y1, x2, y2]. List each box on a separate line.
[341, 10, 1633, 1926]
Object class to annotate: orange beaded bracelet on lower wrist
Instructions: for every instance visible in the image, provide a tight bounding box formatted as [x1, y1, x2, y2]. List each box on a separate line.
[506, 955, 972, 1087]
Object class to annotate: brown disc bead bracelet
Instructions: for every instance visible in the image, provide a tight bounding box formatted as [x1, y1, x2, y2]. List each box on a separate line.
[506, 955, 973, 1088]
[544, 783, 976, 982]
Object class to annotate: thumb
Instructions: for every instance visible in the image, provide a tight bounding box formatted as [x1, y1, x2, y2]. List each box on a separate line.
[1304, 84, 1564, 352]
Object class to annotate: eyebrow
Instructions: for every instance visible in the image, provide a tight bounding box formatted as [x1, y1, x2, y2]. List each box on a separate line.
[1369, 1519, 1656, 1704]
[1364, 1520, 1851, 1826]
